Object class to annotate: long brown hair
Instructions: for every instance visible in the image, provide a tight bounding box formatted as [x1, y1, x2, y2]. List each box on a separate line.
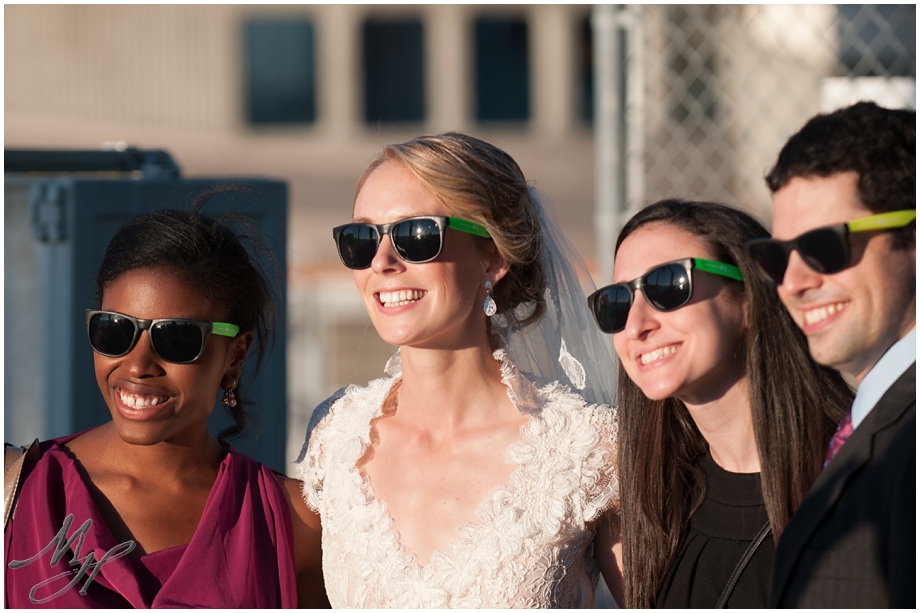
[616, 200, 854, 608]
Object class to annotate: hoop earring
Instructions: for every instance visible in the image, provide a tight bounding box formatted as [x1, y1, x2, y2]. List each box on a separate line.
[483, 280, 497, 317]
[222, 379, 238, 408]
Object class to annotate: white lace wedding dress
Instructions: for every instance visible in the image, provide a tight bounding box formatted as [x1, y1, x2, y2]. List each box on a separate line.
[296, 348, 619, 608]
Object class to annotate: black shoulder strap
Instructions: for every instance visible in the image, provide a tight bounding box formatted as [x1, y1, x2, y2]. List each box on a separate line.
[716, 520, 772, 608]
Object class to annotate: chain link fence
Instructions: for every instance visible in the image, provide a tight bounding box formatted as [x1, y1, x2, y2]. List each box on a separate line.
[617, 4, 915, 231]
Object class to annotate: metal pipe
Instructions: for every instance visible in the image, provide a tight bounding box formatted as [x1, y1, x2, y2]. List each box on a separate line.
[592, 4, 620, 285]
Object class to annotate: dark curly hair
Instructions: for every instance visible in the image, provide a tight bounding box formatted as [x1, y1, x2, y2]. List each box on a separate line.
[766, 101, 915, 249]
[94, 186, 280, 440]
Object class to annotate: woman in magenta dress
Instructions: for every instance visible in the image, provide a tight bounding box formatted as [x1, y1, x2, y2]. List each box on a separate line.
[5, 196, 326, 608]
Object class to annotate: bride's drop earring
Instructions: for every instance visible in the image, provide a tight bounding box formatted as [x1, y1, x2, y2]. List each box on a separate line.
[483, 280, 497, 317]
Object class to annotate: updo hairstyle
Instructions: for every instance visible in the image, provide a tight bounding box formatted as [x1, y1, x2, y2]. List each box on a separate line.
[93, 186, 280, 440]
[356, 132, 546, 327]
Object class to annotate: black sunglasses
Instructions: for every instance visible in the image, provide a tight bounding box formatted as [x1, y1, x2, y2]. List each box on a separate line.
[588, 258, 744, 334]
[744, 210, 916, 285]
[332, 215, 491, 270]
[85, 310, 240, 364]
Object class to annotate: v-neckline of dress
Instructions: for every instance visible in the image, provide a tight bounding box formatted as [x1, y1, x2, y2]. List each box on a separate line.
[40, 431, 227, 605]
[348, 347, 542, 576]
[300, 344, 621, 607]
[57, 430, 228, 557]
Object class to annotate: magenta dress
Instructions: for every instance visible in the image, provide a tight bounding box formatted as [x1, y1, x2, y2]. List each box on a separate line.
[4, 431, 297, 608]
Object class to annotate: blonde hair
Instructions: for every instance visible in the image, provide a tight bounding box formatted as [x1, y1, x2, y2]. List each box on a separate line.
[356, 132, 545, 326]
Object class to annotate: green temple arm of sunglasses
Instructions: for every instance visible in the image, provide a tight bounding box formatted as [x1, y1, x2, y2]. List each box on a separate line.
[694, 258, 744, 281]
[847, 209, 916, 233]
[211, 322, 241, 338]
[448, 217, 491, 238]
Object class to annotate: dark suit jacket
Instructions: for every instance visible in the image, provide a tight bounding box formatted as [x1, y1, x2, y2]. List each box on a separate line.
[770, 363, 916, 608]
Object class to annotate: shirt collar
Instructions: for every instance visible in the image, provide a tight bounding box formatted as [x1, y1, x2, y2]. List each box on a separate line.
[851, 328, 916, 431]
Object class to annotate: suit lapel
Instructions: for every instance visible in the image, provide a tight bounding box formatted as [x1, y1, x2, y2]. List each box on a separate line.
[772, 363, 916, 600]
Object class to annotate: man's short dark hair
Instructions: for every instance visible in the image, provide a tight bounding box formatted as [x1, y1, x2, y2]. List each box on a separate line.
[766, 101, 915, 248]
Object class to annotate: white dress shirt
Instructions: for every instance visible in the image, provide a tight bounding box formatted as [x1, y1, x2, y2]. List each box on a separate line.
[851, 328, 916, 431]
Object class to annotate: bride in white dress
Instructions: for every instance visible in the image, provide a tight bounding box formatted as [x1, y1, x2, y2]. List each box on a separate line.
[296, 133, 623, 608]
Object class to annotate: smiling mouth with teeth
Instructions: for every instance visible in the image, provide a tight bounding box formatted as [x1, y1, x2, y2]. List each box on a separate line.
[378, 289, 426, 308]
[803, 301, 848, 326]
[118, 389, 170, 409]
[640, 344, 678, 366]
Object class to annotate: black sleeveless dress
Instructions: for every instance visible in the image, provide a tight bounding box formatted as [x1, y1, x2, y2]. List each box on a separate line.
[656, 452, 775, 608]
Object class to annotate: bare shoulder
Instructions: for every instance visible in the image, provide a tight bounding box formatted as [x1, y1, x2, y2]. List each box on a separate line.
[276, 474, 321, 531]
[59, 427, 92, 451]
[59, 424, 111, 470]
[593, 507, 625, 606]
[275, 474, 328, 607]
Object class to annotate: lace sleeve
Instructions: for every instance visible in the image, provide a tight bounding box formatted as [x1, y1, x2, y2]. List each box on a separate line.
[582, 404, 620, 522]
[294, 388, 346, 512]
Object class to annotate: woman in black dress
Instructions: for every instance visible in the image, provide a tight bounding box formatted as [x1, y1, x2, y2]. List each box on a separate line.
[587, 200, 854, 607]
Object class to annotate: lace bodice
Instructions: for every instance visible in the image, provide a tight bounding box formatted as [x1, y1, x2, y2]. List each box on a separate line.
[296, 349, 619, 608]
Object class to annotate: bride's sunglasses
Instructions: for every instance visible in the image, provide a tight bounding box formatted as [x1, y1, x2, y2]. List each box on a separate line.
[744, 210, 916, 285]
[85, 310, 240, 364]
[588, 258, 744, 334]
[332, 216, 491, 270]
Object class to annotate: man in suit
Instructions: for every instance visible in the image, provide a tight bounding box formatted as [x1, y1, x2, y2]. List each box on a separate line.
[752, 101, 915, 608]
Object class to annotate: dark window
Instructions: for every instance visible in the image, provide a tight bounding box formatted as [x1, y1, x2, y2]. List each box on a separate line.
[580, 16, 594, 123]
[245, 19, 316, 124]
[475, 17, 530, 122]
[363, 19, 425, 123]
[837, 5, 916, 77]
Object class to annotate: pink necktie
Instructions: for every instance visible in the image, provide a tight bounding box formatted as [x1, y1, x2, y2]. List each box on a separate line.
[823, 410, 853, 469]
